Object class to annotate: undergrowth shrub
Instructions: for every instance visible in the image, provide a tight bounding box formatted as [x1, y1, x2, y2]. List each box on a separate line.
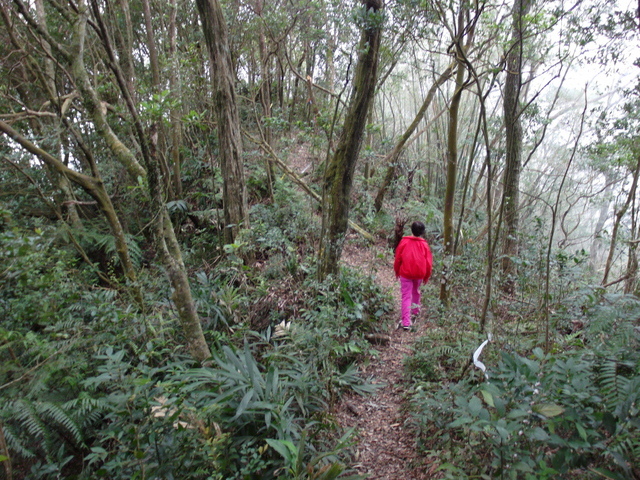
[404, 327, 483, 382]
[410, 292, 640, 480]
[1, 191, 392, 479]
[274, 267, 394, 405]
[242, 179, 319, 267]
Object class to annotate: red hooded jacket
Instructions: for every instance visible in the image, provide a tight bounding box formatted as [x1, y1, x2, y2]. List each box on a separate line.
[394, 236, 433, 282]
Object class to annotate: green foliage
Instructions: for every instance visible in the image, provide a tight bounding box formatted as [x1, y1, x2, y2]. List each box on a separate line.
[184, 342, 325, 444]
[267, 429, 365, 480]
[1, 225, 84, 331]
[74, 227, 144, 272]
[410, 294, 640, 480]
[244, 179, 319, 260]
[76, 345, 224, 480]
[0, 212, 383, 478]
[404, 328, 477, 382]
[274, 269, 392, 405]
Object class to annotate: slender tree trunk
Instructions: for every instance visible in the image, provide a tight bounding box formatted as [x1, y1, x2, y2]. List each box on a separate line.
[479, 116, 495, 333]
[69, 4, 146, 182]
[33, 0, 83, 229]
[113, 0, 135, 98]
[602, 155, 640, 285]
[196, 0, 249, 243]
[169, 0, 183, 199]
[363, 108, 374, 191]
[500, 0, 534, 294]
[288, 53, 305, 126]
[148, 125, 211, 362]
[439, 36, 466, 306]
[142, 0, 175, 198]
[624, 199, 638, 294]
[142, 0, 160, 88]
[589, 173, 614, 271]
[256, 0, 275, 200]
[543, 91, 587, 352]
[317, 0, 383, 280]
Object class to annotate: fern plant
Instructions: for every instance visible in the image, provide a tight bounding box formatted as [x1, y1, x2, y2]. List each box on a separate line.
[1, 399, 89, 465]
[77, 228, 143, 270]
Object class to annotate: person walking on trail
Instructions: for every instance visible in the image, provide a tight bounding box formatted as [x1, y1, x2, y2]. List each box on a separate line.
[393, 221, 433, 331]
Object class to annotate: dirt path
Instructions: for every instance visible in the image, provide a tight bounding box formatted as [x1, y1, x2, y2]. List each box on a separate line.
[338, 239, 437, 480]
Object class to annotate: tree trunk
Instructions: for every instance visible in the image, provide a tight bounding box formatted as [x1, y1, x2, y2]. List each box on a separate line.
[500, 0, 534, 294]
[142, 0, 160, 89]
[196, 0, 249, 243]
[69, 4, 147, 182]
[439, 38, 466, 307]
[256, 0, 275, 200]
[169, 0, 183, 199]
[34, 0, 83, 229]
[624, 199, 638, 294]
[142, 0, 174, 199]
[148, 125, 212, 362]
[588, 172, 614, 272]
[317, 0, 383, 280]
[113, 0, 135, 98]
[602, 155, 640, 285]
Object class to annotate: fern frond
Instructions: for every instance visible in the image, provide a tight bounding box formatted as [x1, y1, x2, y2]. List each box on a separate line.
[48, 317, 83, 331]
[13, 400, 46, 440]
[597, 359, 631, 411]
[79, 229, 143, 269]
[610, 436, 640, 467]
[63, 397, 109, 428]
[38, 402, 83, 445]
[3, 422, 35, 459]
[431, 345, 456, 358]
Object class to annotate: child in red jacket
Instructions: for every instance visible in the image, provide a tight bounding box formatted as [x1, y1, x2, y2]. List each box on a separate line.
[393, 221, 433, 330]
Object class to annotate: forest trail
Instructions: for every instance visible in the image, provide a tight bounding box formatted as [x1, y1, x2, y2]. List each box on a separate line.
[338, 239, 438, 480]
[285, 143, 437, 478]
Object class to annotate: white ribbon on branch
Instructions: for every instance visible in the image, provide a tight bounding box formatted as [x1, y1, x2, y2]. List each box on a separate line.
[472, 333, 493, 379]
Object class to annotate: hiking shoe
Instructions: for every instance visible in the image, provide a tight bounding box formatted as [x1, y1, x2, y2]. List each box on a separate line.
[402, 325, 411, 331]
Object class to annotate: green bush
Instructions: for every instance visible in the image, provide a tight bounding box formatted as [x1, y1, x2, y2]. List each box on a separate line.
[410, 293, 640, 480]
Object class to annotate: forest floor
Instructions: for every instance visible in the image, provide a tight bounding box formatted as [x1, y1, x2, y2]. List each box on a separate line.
[337, 239, 439, 480]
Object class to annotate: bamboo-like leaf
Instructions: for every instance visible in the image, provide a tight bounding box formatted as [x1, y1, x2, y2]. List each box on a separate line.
[232, 389, 255, 420]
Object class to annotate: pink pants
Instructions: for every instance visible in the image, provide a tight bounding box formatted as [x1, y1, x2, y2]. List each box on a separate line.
[400, 277, 422, 327]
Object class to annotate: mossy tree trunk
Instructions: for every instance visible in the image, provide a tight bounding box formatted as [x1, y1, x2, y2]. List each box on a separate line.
[500, 0, 534, 294]
[148, 126, 212, 362]
[196, 0, 249, 243]
[439, 59, 465, 307]
[317, 0, 383, 280]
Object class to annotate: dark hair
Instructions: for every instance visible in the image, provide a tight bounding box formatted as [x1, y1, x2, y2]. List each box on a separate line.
[411, 221, 425, 237]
